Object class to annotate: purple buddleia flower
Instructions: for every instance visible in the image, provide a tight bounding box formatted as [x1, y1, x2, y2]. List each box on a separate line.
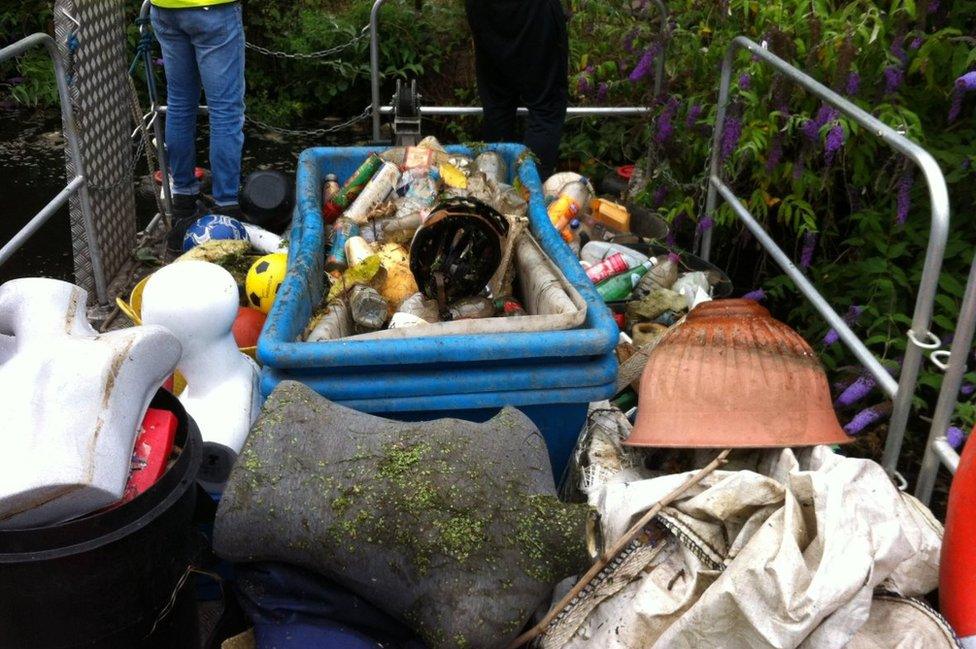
[961, 383, 976, 396]
[655, 97, 679, 143]
[742, 289, 766, 301]
[685, 104, 703, 128]
[950, 71, 976, 122]
[628, 45, 660, 82]
[884, 66, 904, 95]
[596, 82, 608, 102]
[765, 135, 783, 172]
[910, 37, 923, 50]
[927, 0, 940, 13]
[896, 171, 913, 224]
[623, 29, 639, 54]
[845, 72, 860, 96]
[947, 426, 966, 449]
[696, 217, 714, 234]
[802, 104, 839, 141]
[738, 73, 751, 90]
[836, 374, 877, 407]
[665, 230, 677, 247]
[824, 123, 845, 164]
[577, 75, 591, 97]
[800, 231, 817, 268]
[720, 115, 742, 161]
[891, 38, 908, 66]
[652, 185, 669, 207]
[824, 304, 864, 346]
[844, 406, 886, 436]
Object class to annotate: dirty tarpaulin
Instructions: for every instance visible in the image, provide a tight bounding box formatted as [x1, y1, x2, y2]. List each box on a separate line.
[546, 446, 943, 648]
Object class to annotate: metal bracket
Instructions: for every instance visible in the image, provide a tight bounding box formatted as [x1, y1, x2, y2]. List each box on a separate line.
[391, 79, 422, 147]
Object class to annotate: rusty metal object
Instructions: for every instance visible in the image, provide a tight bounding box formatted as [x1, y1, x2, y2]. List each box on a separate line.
[627, 299, 850, 448]
[409, 198, 509, 308]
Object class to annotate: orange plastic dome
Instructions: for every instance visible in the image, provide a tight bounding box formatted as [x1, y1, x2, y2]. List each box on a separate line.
[627, 299, 850, 448]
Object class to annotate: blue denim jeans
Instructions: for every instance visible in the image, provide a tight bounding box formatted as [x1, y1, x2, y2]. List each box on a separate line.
[151, 2, 244, 206]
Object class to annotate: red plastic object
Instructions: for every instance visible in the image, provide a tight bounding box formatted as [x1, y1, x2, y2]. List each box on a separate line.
[616, 165, 635, 181]
[153, 167, 206, 186]
[941, 425, 976, 641]
[613, 312, 626, 329]
[120, 408, 178, 503]
[233, 306, 267, 348]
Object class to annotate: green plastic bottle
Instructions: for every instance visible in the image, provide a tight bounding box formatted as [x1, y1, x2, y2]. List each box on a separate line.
[595, 260, 654, 301]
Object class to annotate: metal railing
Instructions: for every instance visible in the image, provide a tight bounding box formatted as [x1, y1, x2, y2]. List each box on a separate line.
[0, 33, 107, 304]
[700, 36, 951, 481]
[368, 0, 668, 142]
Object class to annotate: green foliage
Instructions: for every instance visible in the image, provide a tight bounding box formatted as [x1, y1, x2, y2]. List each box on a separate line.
[0, 0, 54, 108]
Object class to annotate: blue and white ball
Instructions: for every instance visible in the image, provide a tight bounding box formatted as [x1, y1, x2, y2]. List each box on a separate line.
[182, 214, 248, 252]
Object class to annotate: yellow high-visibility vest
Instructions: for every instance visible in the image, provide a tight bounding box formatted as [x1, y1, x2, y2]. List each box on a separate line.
[150, 0, 236, 8]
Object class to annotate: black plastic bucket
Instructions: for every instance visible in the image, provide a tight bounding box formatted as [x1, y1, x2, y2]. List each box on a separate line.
[0, 389, 202, 649]
[240, 170, 295, 233]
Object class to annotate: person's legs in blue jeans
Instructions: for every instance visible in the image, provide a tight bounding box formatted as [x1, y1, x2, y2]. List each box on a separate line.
[150, 5, 202, 199]
[188, 3, 245, 207]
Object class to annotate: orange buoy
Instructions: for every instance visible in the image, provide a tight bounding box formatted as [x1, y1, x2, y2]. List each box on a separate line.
[941, 425, 976, 646]
[232, 307, 266, 349]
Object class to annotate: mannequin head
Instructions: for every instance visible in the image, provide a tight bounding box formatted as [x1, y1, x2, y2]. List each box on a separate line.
[141, 261, 239, 360]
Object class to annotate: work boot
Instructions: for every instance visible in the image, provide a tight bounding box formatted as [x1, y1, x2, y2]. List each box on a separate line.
[212, 203, 243, 220]
[165, 193, 205, 256]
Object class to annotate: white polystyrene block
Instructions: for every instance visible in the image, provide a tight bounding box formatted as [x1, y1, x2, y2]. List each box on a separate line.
[0, 278, 181, 529]
[140, 261, 261, 492]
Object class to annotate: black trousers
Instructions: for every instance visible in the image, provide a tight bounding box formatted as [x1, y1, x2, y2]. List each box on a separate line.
[465, 0, 569, 179]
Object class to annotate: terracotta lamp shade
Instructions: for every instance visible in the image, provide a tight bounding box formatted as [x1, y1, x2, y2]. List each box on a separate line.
[627, 299, 850, 448]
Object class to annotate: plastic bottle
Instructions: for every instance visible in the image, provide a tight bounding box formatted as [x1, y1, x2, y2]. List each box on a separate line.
[343, 236, 374, 268]
[634, 254, 679, 298]
[397, 292, 440, 323]
[580, 241, 651, 267]
[349, 285, 389, 331]
[447, 296, 495, 320]
[322, 173, 340, 206]
[548, 180, 590, 232]
[586, 252, 635, 284]
[344, 162, 401, 225]
[595, 260, 654, 302]
[494, 296, 527, 317]
[382, 212, 424, 244]
[473, 151, 508, 184]
[323, 155, 384, 224]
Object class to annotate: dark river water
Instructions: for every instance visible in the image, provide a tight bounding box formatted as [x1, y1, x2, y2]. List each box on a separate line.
[0, 108, 346, 285]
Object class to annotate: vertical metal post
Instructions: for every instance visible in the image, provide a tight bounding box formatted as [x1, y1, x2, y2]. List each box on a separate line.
[370, 0, 387, 143]
[700, 36, 950, 478]
[139, 0, 172, 217]
[914, 251, 976, 503]
[650, 0, 667, 97]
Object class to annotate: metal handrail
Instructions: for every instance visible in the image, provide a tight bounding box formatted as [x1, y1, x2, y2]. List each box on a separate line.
[0, 33, 107, 304]
[701, 36, 950, 479]
[914, 249, 976, 503]
[138, 0, 173, 217]
[368, 0, 668, 142]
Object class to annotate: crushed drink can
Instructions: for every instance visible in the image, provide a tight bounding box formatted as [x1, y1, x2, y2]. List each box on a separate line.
[323, 155, 384, 224]
[586, 252, 631, 284]
[344, 161, 401, 225]
[325, 218, 361, 272]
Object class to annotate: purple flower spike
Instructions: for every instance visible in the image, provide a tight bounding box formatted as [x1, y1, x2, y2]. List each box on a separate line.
[947, 426, 966, 449]
[720, 116, 742, 161]
[910, 37, 923, 50]
[765, 135, 783, 172]
[824, 329, 840, 346]
[696, 217, 714, 234]
[891, 39, 909, 65]
[950, 90, 965, 123]
[628, 47, 657, 82]
[884, 66, 904, 95]
[596, 82, 608, 102]
[961, 383, 976, 396]
[577, 75, 591, 97]
[624, 29, 639, 54]
[896, 171, 913, 224]
[836, 374, 877, 408]
[742, 289, 765, 302]
[655, 98, 679, 144]
[686, 104, 703, 128]
[738, 73, 751, 90]
[652, 185, 669, 207]
[845, 72, 861, 96]
[800, 232, 817, 268]
[957, 71, 976, 91]
[824, 305, 864, 346]
[665, 230, 677, 247]
[844, 406, 886, 436]
[824, 123, 845, 164]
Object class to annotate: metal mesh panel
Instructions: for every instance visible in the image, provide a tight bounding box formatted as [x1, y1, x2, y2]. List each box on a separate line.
[55, 0, 135, 298]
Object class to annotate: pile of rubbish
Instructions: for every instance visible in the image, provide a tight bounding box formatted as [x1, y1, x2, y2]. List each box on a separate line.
[303, 137, 587, 342]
